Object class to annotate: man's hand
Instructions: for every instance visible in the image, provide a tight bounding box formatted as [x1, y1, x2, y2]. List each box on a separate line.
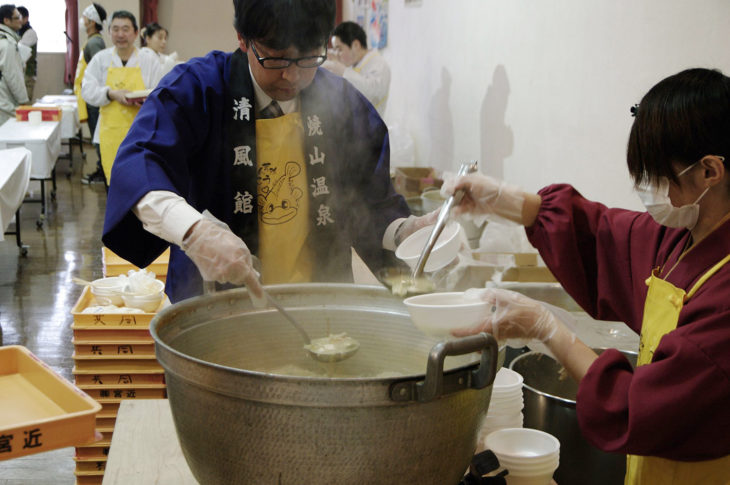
[107, 89, 134, 106]
[181, 217, 264, 300]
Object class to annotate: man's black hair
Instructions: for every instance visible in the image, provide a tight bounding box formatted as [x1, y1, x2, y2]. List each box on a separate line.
[332, 21, 366, 49]
[0, 4, 16, 23]
[233, 0, 335, 52]
[111, 9, 137, 32]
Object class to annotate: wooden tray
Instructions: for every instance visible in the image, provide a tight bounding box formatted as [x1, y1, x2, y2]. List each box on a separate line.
[0, 346, 102, 461]
[71, 287, 164, 329]
[74, 373, 165, 388]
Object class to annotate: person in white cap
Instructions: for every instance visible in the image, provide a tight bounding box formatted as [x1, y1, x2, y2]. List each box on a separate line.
[75, 3, 107, 184]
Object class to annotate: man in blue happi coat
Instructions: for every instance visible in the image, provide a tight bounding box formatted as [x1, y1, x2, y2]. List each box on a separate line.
[102, 0, 434, 303]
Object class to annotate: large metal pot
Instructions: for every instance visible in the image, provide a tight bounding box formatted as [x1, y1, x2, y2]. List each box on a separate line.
[510, 349, 637, 485]
[151, 284, 500, 484]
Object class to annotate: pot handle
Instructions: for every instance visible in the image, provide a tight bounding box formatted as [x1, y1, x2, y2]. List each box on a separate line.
[389, 332, 499, 403]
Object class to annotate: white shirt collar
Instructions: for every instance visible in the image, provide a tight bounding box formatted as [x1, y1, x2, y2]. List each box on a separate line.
[248, 63, 299, 116]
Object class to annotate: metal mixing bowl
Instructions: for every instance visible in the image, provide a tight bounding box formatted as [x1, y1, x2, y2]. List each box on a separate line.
[151, 284, 502, 484]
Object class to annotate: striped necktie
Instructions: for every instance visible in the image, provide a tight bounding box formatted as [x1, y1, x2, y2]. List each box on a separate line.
[259, 100, 284, 119]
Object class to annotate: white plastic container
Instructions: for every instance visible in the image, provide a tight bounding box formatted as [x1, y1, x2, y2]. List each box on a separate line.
[486, 427, 560, 485]
[403, 291, 488, 338]
[395, 221, 462, 272]
[89, 276, 126, 306]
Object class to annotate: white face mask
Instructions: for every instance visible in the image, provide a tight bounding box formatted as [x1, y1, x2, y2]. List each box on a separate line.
[79, 17, 86, 33]
[636, 162, 710, 230]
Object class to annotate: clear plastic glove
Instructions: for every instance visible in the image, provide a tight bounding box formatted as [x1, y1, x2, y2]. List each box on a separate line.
[452, 288, 565, 344]
[441, 173, 525, 222]
[394, 209, 440, 246]
[181, 212, 264, 300]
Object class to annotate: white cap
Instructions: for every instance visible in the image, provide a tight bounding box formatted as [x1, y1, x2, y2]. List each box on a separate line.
[82, 4, 104, 28]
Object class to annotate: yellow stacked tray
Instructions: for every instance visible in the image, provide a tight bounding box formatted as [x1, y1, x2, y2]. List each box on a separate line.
[70, 285, 168, 484]
[0, 346, 101, 461]
[101, 247, 169, 282]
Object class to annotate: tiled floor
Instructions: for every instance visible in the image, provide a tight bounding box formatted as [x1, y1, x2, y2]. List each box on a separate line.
[1, 144, 106, 484]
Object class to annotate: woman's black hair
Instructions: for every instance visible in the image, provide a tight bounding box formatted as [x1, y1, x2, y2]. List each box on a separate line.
[141, 22, 167, 47]
[627, 68, 730, 186]
[232, 0, 335, 52]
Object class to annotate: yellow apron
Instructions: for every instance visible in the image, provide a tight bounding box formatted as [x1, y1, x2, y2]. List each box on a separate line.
[626, 253, 730, 485]
[73, 33, 102, 122]
[353, 52, 387, 113]
[255, 112, 312, 284]
[99, 65, 145, 183]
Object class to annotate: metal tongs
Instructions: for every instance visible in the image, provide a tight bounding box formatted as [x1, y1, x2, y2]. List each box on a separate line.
[411, 160, 478, 280]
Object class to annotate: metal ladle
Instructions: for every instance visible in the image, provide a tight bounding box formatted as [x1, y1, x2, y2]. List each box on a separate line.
[262, 289, 360, 363]
[203, 259, 359, 363]
[410, 160, 478, 280]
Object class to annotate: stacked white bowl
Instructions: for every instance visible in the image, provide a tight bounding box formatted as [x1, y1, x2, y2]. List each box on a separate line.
[479, 367, 525, 447]
[485, 427, 560, 485]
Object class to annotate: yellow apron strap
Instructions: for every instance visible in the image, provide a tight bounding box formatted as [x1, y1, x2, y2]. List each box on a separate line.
[74, 54, 89, 122]
[686, 253, 730, 299]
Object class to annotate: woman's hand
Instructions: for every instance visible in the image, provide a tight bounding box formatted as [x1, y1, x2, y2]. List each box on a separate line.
[452, 288, 561, 342]
[441, 173, 529, 224]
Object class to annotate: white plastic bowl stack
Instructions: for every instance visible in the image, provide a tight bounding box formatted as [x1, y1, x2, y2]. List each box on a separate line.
[479, 367, 525, 446]
[485, 427, 560, 485]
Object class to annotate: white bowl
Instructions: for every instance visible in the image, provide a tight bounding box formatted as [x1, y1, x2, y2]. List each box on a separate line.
[395, 221, 462, 272]
[121, 279, 165, 312]
[485, 427, 560, 463]
[403, 291, 488, 337]
[90, 277, 126, 306]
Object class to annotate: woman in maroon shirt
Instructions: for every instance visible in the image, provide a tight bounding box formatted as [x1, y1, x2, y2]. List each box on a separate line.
[447, 68, 730, 484]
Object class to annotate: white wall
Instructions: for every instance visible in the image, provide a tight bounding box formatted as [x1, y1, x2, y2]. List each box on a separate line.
[349, 0, 730, 210]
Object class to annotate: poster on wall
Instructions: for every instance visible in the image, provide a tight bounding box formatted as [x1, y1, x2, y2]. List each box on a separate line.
[353, 0, 388, 49]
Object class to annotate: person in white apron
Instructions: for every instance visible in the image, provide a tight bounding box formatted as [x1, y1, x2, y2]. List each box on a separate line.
[80, 10, 163, 185]
[445, 68, 730, 484]
[322, 21, 390, 116]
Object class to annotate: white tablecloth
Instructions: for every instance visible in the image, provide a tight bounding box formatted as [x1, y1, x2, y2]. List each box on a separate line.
[0, 147, 31, 241]
[0, 119, 61, 179]
[35, 95, 80, 140]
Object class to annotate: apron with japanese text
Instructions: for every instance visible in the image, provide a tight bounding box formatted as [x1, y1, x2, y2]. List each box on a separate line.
[255, 112, 312, 284]
[99, 65, 144, 183]
[625, 253, 730, 484]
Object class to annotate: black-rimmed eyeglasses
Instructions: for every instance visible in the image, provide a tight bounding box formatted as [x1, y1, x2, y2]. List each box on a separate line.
[249, 41, 327, 69]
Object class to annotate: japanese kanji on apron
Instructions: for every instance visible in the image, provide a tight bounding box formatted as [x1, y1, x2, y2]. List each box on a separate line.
[226, 48, 343, 285]
[625, 253, 730, 485]
[73, 34, 101, 122]
[255, 112, 312, 284]
[99, 64, 144, 183]
[353, 52, 387, 113]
